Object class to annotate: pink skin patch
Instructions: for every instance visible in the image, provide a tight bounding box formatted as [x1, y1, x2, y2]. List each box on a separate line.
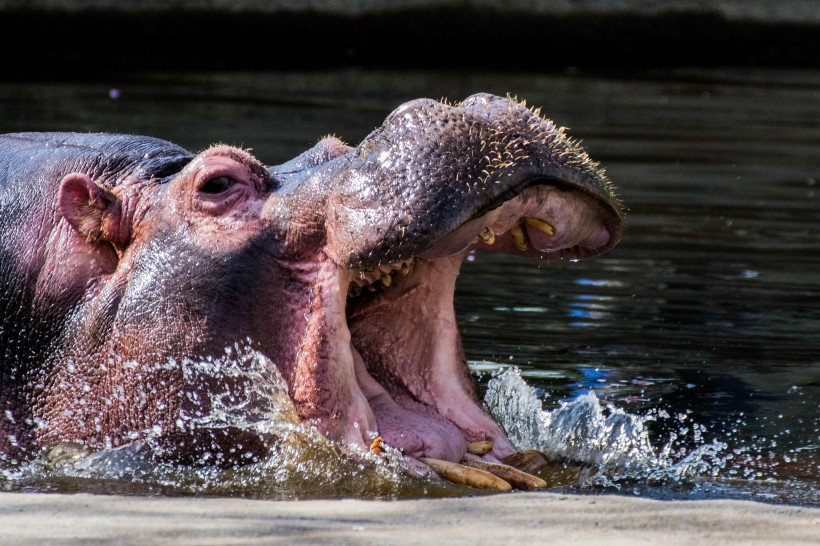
[346, 253, 515, 461]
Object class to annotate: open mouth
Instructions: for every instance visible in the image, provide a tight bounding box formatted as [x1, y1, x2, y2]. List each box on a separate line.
[335, 182, 619, 483]
[275, 94, 624, 489]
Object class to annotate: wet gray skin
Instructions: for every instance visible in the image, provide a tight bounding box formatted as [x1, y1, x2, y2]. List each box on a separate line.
[0, 93, 622, 480]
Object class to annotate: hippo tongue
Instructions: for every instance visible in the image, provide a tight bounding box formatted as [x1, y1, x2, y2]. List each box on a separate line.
[348, 334, 467, 461]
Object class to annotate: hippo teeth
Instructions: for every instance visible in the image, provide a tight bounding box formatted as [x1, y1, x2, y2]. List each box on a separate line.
[466, 440, 494, 455]
[474, 216, 555, 253]
[419, 457, 512, 491]
[525, 217, 556, 236]
[510, 225, 528, 251]
[348, 258, 417, 296]
[419, 455, 547, 491]
[507, 217, 556, 252]
[479, 227, 495, 245]
[399, 262, 414, 276]
[459, 457, 547, 490]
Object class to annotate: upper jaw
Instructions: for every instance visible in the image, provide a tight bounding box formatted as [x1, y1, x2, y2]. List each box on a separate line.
[265, 94, 623, 272]
[310, 95, 623, 271]
[342, 178, 624, 324]
[419, 181, 621, 262]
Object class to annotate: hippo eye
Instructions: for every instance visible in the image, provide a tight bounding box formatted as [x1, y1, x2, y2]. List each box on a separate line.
[200, 176, 235, 194]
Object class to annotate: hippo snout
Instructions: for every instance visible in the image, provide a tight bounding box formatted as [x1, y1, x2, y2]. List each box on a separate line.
[302, 93, 623, 269]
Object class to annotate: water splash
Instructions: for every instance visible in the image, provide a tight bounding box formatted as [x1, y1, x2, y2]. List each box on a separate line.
[1, 350, 808, 502]
[1, 343, 437, 499]
[484, 367, 728, 487]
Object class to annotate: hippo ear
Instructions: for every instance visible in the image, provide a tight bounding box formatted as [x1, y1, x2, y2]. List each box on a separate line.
[58, 173, 129, 247]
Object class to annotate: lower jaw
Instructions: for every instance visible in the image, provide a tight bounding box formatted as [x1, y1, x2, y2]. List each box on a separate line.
[345, 255, 516, 463]
[348, 341, 469, 462]
[291, 246, 518, 466]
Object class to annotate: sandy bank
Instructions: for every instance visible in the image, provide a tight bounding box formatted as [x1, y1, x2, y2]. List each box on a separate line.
[0, 491, 816, 545]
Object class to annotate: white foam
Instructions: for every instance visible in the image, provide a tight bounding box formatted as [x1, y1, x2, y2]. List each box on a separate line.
[484, 367, 728, 484]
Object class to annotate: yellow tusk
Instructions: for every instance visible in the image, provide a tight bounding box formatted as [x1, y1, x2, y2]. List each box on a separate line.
[420, 457, 512, 491]
[479, 227, 495, 245]
[460, 457, 547, 490]
[525, 217, 555, 236]
[510, 225, 528, 251]
[501, 449, 553, 475]
[369, 436, 385, 455]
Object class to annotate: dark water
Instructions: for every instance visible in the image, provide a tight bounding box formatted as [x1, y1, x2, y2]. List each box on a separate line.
[1, 68, 818, 506]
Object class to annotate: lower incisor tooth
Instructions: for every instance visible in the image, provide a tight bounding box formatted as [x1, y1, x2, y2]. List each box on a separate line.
[501, 449, 553, 475]
[510, 225, 528, 251]
[420, 457, 512, 491]
[525, 217, 555, 236]
[460, 457, 547, 490]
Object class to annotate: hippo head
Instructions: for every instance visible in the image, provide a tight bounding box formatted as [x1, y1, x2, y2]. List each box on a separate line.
[3, 94, 622, 483]
[258, 93, 623, 464]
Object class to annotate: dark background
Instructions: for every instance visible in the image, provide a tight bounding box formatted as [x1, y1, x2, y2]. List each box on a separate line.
[2, 0, 819, 78]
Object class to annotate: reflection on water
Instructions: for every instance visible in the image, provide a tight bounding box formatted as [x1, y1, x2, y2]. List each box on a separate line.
[1, 67, 818, 505]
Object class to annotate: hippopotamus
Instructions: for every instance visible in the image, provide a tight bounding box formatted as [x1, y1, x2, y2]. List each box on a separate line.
[0, 94, 622, 489]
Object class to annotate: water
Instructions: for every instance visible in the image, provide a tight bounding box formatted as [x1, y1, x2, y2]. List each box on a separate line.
[1, 68, 818, 506]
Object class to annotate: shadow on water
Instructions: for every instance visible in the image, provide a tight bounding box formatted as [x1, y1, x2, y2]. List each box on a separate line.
[1, 67, 818, 506]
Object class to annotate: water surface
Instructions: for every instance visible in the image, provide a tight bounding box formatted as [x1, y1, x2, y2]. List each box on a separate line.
[1, 68, 817, 505]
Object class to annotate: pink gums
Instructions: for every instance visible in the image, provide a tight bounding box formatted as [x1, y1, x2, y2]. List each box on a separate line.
[347, 254, 516, 461]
